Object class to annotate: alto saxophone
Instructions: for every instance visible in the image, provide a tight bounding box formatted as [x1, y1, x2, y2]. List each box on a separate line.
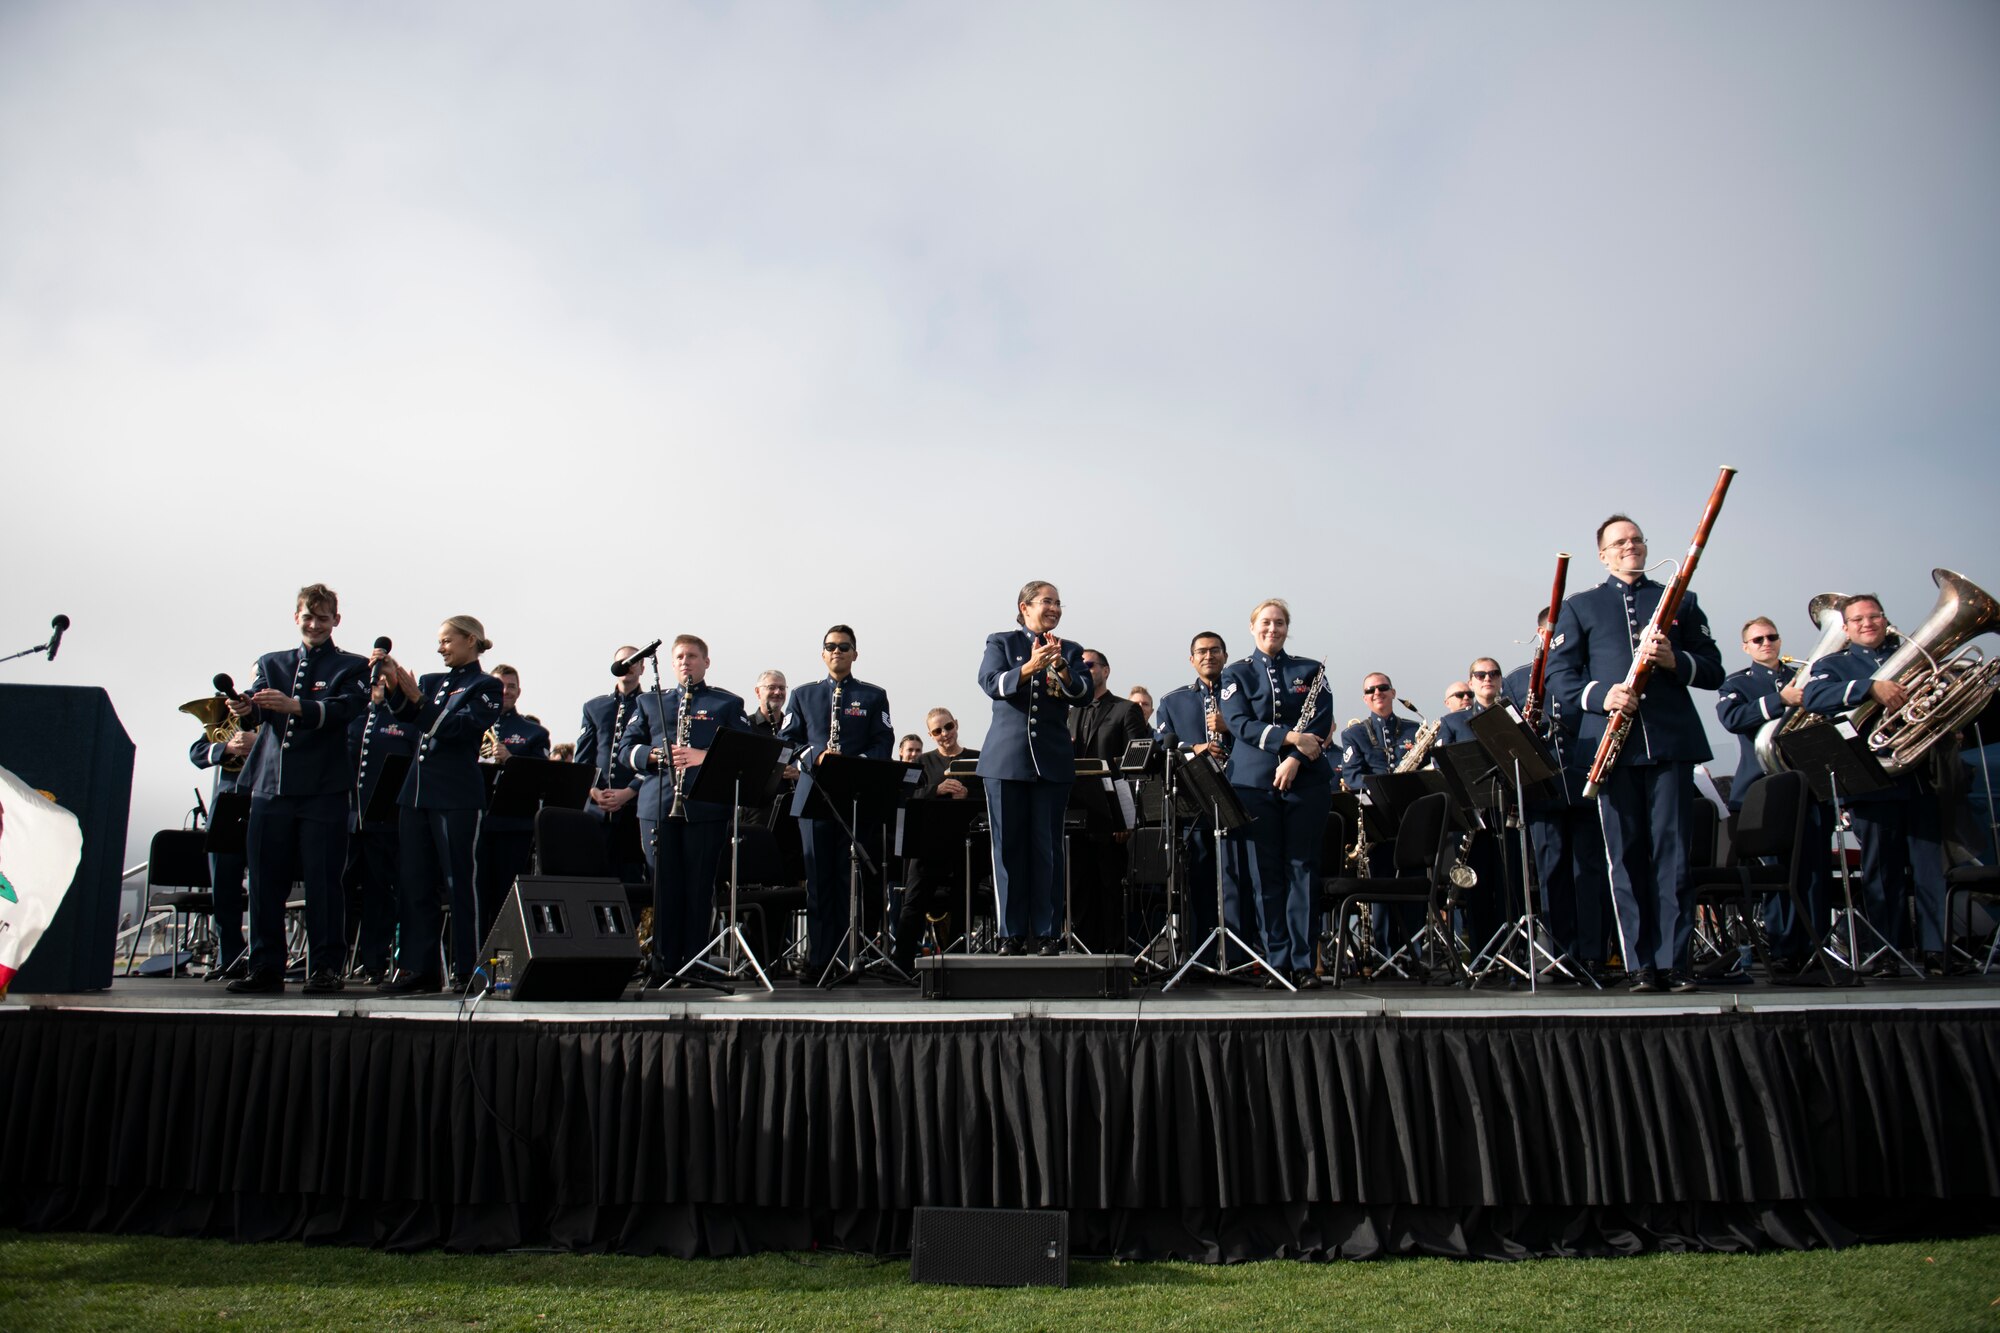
[667, 671, 694, 821]
[1394, 717, 1442, 773]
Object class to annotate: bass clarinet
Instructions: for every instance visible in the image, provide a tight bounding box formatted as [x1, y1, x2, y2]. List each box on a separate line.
[1581, 466, 1736, 798]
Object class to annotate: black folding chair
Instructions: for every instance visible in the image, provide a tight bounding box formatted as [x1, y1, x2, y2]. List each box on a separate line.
[1322, 792, 1458, 988]
[123, 829, 213, 976]
[1687, 772, 1818, 982]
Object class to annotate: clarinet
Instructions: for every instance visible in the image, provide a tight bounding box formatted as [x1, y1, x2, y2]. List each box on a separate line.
[827, 678, 845, 755]
[666, 673, 693, 820]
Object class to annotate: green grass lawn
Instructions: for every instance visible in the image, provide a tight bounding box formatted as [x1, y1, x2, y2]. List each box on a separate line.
[3, 1230, 1996, 1332]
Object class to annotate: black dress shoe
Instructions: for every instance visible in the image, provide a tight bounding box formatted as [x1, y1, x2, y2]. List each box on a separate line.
[1628, 969, 1664, 995]
[1037, 938, 1061, 957]
[1669, 972, 1700, 995]
[1296, 969, 1323, 991]
[213, 955, 249, 982]
[376, 971, 443, 995]
[301, 969, 345, 994]
[225, 970, 284, 995]
[998, 936, 1025, 957]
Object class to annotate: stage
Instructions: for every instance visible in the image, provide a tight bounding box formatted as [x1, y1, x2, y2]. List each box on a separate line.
[4, 974, 1998, 1262]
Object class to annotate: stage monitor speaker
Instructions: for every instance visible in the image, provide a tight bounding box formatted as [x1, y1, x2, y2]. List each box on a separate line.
[479, 875, 637, 1001]
[910, 1207, 1068, 1288]
[0, 684, 134, 993]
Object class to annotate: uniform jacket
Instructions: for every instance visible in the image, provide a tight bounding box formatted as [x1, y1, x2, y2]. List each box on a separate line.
[1221, 650, 1334, 791]
[387, 663, 505, 810]
[347, 702, 419, 829]
[781, 675, 895, 816]
[973, 630, 1092, 782]
[1338, 712, 1419, 789]
[1716, 660, 1798, 808]
[616, 680, 751, 823]
[1546, 574, 1723, 765]
[575, 689, 645, 793]
[241, 641, 371, 798]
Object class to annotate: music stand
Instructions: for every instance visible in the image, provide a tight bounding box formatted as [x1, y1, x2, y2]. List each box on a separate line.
[488, 758, 595, 873]
[675, 727, 793, 991]
[1466, 706, 1582, 991]
[1779, 723, 1908, 980]
[943, 758, 992, 953]
[205, 791, 252, 858]
[1058, 766, 1134, 955]
[897, 795, 983, 961]
[800, 754, 919, 985]
[1165, 751, 1283, 990]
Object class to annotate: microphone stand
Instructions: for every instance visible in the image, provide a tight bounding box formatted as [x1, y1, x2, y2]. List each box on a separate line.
[640, 650, 729, 995]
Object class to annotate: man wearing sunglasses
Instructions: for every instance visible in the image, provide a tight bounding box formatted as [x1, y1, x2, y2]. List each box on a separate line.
[1717, 617, 1823, 973]
[1433, 657, 1514, 956]
[1338, 673, 1425, 966]
[1443, 684, 1475, 714]
[1547, 514, 1724, 995]
[780, 626, 895, 984]
[888, 709, 981, 972]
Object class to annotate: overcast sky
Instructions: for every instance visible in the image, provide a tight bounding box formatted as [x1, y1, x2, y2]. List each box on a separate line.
[2, 0, 1997, 867]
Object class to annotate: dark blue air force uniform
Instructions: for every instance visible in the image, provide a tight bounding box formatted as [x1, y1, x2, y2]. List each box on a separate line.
[975, 631, 1093, 943]
[781, 674, 895, 972]
[189, 735, 249, 971]
[1503, 663, 1610, 966]
[1547, 574, 1722, 978]
[240, 640, 371, 980]
[617, 680, 750, 978]
[473, 708, 552, 945]
[344, 700, 418, 977]
[1155, 678, 1257, 949]
[1336, 709, 1425, 948]
[575, 686, 647, 881]
[1804, 637, 1946, 954]
[387, 663, 504, 982]
[1221, 651, 1334, 976]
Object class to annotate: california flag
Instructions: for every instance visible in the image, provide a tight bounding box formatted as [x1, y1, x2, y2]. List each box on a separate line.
[0, 763, 86, 996]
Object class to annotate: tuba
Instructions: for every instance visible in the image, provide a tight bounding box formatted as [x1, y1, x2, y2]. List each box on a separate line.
[1753, 592, 1851, 775]
[1846, 568, 2000, 776]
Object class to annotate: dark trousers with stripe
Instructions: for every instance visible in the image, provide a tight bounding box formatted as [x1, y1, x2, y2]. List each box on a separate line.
[641, 815, 728, 976]
[986, 778, 1071, 942]
[1528, 802, 1610, 964]
[1595, 762, 1694, 975]
[397, 806, 482, 980]
[246, 792, 348, 978]
[1237, 783, 1331, 974]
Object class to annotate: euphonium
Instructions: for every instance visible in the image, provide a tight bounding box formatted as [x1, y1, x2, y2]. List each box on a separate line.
[1754, 592, 1850, 775]
[667, 670, 694, 821]
[1846, 568, 2000, 776]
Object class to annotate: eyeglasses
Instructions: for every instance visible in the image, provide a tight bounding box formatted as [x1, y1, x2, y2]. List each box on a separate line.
[1448, 691, 1474, 701]
[823, 642, 855, 653]
[1845, 613, 1886, 626]
[1362, 684, 1394, 695]
[1471, 669, 1502, 680]
[1601, 535, 1646, 550]
[1747, 634, 1780, 645]
[929, 721, 956, 736]
[1029, 597, 1062, 609]
[1192, 646, 1226, 656]
[1083, 659, 1106, 670]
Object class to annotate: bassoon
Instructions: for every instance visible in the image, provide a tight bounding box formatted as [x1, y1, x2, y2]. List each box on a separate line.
[1521, 552, 1571, 732]
[1581, 466, 1737, 798]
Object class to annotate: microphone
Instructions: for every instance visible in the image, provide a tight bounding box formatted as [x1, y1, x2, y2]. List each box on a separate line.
[370, 635, 392, 686]
[613, 640, 661, 675]
[213, 672, 246, 702]
[46, 614, 69, 661]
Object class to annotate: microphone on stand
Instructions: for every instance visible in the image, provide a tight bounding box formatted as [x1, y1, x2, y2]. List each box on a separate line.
[46, 614, 69, 661]
[613, 640, 662, 675]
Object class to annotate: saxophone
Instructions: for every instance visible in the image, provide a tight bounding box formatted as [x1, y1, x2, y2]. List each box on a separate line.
[666, 672, 694, 820]
[1394, 717, 1443, 773]
[827, 678, 845, 756]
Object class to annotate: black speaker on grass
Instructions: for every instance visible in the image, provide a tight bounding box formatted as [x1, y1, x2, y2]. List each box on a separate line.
[910, 1207, 1068, 1288]
[478, 875, 637, 1000]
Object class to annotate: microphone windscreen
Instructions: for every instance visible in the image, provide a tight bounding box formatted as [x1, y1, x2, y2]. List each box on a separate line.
[374, 636, 393, 652]
[213, 673, 237, 696]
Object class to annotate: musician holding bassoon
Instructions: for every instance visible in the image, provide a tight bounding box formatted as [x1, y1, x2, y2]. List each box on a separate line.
[1547, 512, 1725, 994]
[1220, 598, 1335, 990]
[225, 582, 371, 994]
[616, 635, 749, 987]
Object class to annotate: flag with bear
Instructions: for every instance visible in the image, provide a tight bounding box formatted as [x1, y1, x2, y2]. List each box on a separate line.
[0, 763, 85, 996]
